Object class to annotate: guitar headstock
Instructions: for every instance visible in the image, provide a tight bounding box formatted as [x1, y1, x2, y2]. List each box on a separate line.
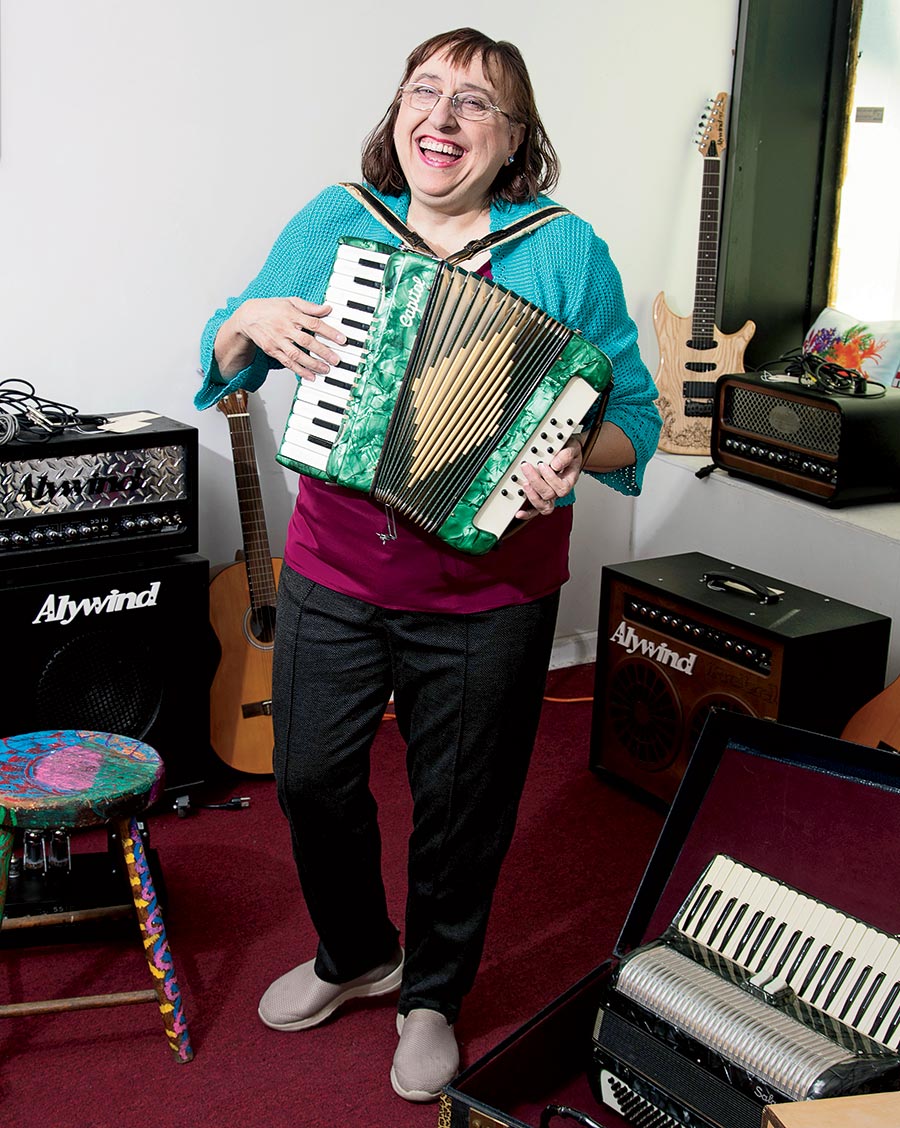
[696, 92, 728, 158]
[216, 388, 249, 417]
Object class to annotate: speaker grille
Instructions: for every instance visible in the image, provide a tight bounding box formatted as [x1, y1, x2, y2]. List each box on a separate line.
[33, 629, 163, 738]
[724, 385, 841, 453]
[608, 660, 681, 772]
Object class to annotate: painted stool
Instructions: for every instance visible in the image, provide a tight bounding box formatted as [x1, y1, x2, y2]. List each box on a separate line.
[0, 729, 193, 1063]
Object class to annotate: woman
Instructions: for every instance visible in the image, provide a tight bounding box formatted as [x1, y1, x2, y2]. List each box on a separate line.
[197, 27, 660, 1103]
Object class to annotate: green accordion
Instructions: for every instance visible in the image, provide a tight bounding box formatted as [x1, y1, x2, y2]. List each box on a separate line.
[276, 237, 613, 555]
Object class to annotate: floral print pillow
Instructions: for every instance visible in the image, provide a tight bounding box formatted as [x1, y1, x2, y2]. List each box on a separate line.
[803, 307, 900, 386]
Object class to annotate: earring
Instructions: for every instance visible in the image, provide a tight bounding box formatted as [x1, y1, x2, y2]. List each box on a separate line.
[507, 155, 515, 165]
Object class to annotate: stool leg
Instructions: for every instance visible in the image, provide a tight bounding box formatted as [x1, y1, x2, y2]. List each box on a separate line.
[116, 816, 194, 1063]
[0, 812, 13, 922]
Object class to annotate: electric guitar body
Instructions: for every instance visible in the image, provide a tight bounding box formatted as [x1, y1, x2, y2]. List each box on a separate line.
[654, 292, 755, 455]
[654, 92, 756, 456]
[209, 390, 281, 775]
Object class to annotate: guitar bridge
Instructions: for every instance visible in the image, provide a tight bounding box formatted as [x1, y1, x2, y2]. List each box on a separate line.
[241, 700, 273, 719]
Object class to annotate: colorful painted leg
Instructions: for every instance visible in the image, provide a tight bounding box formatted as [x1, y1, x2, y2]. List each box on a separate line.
[0, 809, 15, 921]
[117, 816, 193, 1063]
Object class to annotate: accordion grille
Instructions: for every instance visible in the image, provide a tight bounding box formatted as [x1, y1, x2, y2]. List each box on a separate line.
[617, 945, 856, 1101]
[373, 264, 570, 530]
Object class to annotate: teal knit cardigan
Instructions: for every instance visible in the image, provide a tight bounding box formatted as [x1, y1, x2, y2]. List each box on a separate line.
[196, 184, 661, 499]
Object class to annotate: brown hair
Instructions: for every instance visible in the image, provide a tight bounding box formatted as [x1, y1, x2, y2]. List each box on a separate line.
[360, 28, 559, 204]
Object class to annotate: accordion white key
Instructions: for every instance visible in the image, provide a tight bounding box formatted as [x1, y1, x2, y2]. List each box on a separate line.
[276, 238, 613, 555]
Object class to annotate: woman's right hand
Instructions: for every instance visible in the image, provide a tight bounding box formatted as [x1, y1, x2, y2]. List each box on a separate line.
[215, 297, 347, 381]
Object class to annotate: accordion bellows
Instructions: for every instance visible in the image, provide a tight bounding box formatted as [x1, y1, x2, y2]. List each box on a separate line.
[276, 238, 613, 555]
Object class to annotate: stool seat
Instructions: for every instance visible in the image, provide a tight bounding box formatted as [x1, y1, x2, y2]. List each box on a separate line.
[0, 729, 192, 1063]
[0, 729, 164, 829]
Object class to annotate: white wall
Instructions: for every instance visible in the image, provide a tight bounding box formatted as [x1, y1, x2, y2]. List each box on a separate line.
[0, 0, 740, 661]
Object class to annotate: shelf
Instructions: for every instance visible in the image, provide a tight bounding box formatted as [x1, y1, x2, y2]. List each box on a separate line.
[633, 453, 900, 681]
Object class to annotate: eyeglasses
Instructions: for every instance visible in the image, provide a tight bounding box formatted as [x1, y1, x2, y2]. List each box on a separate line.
[398, 84, 510, 122]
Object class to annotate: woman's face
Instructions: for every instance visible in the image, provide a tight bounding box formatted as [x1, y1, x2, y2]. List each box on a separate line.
[393, 50, 525, 219]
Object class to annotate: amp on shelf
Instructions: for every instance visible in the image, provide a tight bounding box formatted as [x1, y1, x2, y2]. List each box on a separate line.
[709, 372, 900, 506]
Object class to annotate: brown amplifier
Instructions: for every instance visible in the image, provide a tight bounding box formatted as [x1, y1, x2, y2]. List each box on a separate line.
[589, 551, 890, 806]
[709, 371, 900, 506]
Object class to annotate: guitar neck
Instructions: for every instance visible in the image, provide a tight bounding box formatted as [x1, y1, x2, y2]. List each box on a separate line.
[691, 154, 722, 345]
[226, 410, 278, 610]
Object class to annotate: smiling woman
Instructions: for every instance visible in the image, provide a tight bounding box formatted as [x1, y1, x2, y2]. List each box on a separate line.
[388, 54, 524, 253]
[194, 25, 661, 1108]
[361, 28, 555, 261]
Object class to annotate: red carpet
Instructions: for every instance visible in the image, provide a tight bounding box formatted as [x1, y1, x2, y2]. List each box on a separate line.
[1, 664, 664, 1128]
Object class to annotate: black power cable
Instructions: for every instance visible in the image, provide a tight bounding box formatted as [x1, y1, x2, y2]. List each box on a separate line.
[0, 378, 108, 444]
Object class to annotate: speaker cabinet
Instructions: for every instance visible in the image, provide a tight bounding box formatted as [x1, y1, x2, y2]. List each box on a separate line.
[590, 552, 890, 806]
[0, 553, 211, 790]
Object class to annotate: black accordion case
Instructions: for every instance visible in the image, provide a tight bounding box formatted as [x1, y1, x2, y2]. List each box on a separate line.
[443, 711, 900, 1128]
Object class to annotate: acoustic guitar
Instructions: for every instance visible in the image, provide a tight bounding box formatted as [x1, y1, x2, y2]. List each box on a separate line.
[654, 92, 755, 455]
[841, 674, 900, 754]
[209, 389, 282, 774]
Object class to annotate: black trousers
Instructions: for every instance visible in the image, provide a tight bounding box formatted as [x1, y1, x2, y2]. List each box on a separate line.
[271, 565, 560, 1022]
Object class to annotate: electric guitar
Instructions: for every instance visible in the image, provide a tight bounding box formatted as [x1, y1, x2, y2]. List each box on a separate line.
[654, 92, 755, 455]
[209, 389, 282, 774]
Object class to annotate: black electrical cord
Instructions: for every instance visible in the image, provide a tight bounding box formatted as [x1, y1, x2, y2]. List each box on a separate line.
[173, 795, 251, 818]
[748, 350, 885, 398]
[0, 378, 108, 443]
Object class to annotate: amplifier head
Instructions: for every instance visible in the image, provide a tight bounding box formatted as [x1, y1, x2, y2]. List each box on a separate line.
[0, 413, 198, 566]
[710, 372, 900, 506]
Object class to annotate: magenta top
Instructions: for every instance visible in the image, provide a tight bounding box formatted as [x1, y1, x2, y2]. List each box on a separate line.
[284, 475, 572, 613]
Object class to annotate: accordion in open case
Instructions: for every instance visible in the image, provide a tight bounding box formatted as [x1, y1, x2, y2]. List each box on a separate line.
[443, 711, 900, 1128]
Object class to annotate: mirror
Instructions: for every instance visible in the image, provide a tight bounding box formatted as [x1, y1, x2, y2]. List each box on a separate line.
[831, 0, 900, 322]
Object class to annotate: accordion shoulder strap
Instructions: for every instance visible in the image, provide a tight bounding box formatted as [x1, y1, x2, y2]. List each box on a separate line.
[340, 182, 569, 265]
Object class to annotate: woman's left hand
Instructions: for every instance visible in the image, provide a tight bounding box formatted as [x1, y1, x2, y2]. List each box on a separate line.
[515, 435, 583, 521]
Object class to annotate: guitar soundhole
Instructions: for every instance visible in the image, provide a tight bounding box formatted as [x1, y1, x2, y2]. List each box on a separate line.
[245, 605, 276, 648]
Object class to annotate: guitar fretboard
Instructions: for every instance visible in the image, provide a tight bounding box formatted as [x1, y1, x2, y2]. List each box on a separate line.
[222, 399, 278, 611]
[691, 152, 722, 346]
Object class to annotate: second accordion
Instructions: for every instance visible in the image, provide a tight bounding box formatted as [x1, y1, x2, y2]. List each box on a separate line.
[276, 237, 613, 555]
